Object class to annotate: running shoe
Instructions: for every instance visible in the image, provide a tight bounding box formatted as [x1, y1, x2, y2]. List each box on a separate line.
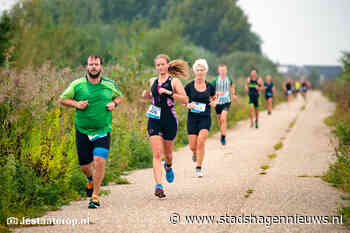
[163, 162, 174, 183]
[220, 136, 226, 145]
[196, 167, 203, 178]
[255, 120, 259, 129]
[88, 196, 100, 209]
[154, 184, 166, 198]
[268, 111, 271, 115]
[86, 180, 93, 198]
[250, 121, 254, 128]
[192, 153, 197, 162]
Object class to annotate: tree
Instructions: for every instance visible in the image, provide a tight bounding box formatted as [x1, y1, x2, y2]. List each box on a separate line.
[220, 51, 276, 77]
[169, 0, 261, 55]
[0, 12, 13, 66]
[339, 51, 350, 82]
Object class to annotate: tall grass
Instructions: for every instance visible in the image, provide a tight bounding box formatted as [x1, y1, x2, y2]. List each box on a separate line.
[323, 79, 350, 224]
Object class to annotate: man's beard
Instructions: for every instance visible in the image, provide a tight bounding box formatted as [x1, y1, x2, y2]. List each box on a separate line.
[88, 70, 101, 79]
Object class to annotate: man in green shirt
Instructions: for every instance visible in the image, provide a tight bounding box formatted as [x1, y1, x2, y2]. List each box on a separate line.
[211, 64, 236, 145]
[59, 55, 122, 209]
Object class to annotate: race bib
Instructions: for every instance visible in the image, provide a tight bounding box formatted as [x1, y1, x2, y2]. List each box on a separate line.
[146, 105, 161, 119]
[287, 90, 292, 95]
[218, 93, 230, 103]
[267, 92, 273, 97]
[88, 133, 107, 142]
[191, 102, 206, 113]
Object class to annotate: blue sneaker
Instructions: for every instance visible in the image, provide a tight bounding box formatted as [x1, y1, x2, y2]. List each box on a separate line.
[163, 162, 175, 183]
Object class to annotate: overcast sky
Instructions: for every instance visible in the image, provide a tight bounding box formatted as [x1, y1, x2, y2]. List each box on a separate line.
[238, 0, 350, 66]
[0, 0, 16, 13]
[1, 0, 349, 66]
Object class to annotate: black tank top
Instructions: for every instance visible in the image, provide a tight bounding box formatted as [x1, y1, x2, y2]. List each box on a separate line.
[151, 77, 174, 110]
[248, 79, 259, 97]
[286, 82, 292, 90]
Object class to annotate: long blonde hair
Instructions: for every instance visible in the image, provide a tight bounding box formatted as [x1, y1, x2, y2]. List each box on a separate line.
[154, 54, 190, 79]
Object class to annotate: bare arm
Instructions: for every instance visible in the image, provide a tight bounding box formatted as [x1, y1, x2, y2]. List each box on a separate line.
[231, 84, 236, 95]
[59, 98, 88, 110]
[142, 77, 156, 99]
[171, 78, 188, 104]
[257, 78, 265, 91]
[245, 77, 250, 93]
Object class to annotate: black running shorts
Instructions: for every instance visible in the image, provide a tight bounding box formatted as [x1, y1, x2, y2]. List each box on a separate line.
[249, 95, 259, 108]
[215, 102, 231, 115]
[147, 117, 178, 141]
[76, 129, 111, 165]
[187, 115, 211, 135]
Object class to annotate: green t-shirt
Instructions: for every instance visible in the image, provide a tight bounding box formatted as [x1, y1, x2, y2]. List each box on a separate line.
[60, 76, 123, 135]
[211, 76, 233, 104]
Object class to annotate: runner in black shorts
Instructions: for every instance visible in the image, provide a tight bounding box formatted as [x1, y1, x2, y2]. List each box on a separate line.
[245, 68, 264, 128]
[211, 64, 236, 145]
[185, 59, 217, 178]
[142, 54, 189, 198]
[59, 55, 123, 208]
[301, 78, 311, 100]
[283, 77, 293, 102]
[264, 75, 275, 115]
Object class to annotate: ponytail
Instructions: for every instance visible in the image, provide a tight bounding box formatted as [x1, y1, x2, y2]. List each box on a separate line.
[168, 59, 190, 79]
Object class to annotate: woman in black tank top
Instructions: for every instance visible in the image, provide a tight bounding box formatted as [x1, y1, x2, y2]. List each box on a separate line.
[142, 54, 189, 198]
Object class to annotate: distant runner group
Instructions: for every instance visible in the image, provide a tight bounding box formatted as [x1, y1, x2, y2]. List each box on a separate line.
[59, 54, 311, 207]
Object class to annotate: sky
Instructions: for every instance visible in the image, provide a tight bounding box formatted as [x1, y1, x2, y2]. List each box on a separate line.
[238, 0, 350, 66]
[0, 0, 16, 14]
[1, 0, 349, 66]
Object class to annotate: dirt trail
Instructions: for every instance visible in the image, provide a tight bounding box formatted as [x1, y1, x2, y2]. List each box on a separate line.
[15, 91, 348, 233]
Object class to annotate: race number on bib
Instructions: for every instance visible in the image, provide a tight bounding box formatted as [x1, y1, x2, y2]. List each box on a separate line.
[218, 94, 229, 103]
[146, 105, 161, 119]
[287, 90, 292, 95]
[191, 102, 206, 113]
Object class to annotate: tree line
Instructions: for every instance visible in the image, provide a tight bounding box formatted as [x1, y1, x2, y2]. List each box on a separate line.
[0, 0, 272, 75]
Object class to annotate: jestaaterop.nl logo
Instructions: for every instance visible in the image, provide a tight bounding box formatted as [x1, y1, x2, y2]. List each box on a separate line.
[7, 216, 90, 226]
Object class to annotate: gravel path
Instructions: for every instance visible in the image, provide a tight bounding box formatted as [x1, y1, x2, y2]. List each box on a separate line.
[14, 91, 348, 233]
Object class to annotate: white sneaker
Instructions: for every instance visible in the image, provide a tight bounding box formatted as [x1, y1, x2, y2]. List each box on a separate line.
[196, 168, 203, 178]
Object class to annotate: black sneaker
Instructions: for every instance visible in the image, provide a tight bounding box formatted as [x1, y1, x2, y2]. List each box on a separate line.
[220, 135, 226, 145]
[255, 120, 259, 129]
[88, 197, 100, 209]
[154, 184, 166, 198]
